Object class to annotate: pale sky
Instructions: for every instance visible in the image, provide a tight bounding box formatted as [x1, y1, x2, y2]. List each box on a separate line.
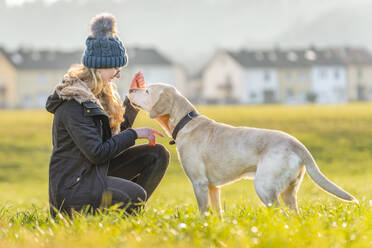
[6, 0, 371, 6]
[6, 0, 58, 6]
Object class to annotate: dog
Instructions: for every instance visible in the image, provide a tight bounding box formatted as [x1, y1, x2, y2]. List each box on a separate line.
[128, 83, 358, 214]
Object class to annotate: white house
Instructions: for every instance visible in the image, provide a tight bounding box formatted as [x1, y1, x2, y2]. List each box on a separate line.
[309, 49, 348, 104]
[311, 65, 347, 104]
[202, 50, 279, 104]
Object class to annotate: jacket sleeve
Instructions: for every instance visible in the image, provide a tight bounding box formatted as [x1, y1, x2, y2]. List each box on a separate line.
[120, 96, 139, 131]
[62, 103, 138, 165]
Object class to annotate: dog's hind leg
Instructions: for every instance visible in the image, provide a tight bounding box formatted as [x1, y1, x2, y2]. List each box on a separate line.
[254, 178, 281, 208]
[254, 155, 288, 208]
[192, 180, 209, 214]
[280, 184, 298, 213]
[208, 185, 222, 215]
[280, 166, 305, 214]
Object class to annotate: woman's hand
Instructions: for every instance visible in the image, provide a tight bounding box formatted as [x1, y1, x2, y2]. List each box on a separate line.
[130, 71, 146, 89]
[134, 128, 164, 146]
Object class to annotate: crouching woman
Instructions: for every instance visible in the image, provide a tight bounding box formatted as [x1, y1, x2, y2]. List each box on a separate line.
[45, 13, 169, 217]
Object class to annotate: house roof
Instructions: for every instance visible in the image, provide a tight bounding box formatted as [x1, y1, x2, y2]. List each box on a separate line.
[1, 48, 82, 70]
[0, 46, 172, 70]
[128, 47, 172, 66]
[226, 47, 372, 68]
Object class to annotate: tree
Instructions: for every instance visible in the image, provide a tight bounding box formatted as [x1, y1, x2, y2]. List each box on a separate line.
[306, 92, 317, 103]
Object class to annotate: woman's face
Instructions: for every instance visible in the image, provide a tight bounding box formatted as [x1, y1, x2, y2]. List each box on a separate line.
[97, 67, 121, 83]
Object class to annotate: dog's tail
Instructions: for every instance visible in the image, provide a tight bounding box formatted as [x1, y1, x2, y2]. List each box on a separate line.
[295, 142, 358, 203]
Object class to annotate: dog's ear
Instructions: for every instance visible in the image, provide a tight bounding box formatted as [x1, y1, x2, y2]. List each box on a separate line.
[149, 90, 172, 118]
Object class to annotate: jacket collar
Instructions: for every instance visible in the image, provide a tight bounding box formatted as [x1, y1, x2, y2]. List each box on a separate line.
[55, 76, 104, 109]
[46, 76, 105, 114]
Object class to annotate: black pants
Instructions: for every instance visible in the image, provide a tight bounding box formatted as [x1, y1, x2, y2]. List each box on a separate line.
[105, 144, 170, 213]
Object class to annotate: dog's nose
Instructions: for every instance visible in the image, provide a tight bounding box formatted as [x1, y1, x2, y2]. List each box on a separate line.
[128, 88, 136, 93]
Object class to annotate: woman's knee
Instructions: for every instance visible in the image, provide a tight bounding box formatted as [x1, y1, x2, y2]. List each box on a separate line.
[133, 184, 147, 203]
[106, 177, 147, 205]
[124, 185, 147, 214]
[153, 144, 170, 167]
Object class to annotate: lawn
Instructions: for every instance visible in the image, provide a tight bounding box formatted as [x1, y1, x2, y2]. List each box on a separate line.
[0, 104, 371, 247]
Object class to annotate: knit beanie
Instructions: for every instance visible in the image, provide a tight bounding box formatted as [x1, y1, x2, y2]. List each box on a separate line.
[82, 13, 128, 68]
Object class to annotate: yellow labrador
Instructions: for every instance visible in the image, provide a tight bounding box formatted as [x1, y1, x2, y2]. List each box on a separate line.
[128, 83, 358, 214]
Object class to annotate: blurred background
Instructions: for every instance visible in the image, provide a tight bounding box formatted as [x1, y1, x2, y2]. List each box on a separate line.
[1, 0, 372, 108]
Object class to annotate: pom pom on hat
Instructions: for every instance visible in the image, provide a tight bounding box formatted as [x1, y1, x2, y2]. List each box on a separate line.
[90, 13, 117, 39]
[82, 12, 128, 68]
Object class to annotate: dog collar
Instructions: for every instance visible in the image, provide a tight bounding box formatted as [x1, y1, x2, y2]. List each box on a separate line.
[169, 110, 199, 145]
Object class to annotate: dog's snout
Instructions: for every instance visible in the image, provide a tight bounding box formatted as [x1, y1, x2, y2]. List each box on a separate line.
[128, 88, 136, 93]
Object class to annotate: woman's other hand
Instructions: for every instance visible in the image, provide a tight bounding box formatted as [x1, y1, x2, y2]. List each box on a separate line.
[134, 128, 164, 146]
[130, 71, 146, 89]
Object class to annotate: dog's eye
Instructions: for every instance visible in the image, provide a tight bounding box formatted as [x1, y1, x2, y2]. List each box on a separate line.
[145, 89, 149, 94]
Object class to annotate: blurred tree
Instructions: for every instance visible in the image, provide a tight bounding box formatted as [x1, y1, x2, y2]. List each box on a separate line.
[306, 92, 317, 103]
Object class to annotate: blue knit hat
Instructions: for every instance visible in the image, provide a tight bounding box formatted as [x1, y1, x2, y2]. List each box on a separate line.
[82, 13, 128, 68]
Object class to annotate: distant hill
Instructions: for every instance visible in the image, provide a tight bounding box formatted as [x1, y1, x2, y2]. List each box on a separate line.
[275, 3, 372, 50]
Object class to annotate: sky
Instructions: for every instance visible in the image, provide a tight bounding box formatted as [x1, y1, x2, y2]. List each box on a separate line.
[6, 0, 56, 6]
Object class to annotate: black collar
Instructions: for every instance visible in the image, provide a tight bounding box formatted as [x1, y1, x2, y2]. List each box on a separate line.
[169, 110, 199, 145]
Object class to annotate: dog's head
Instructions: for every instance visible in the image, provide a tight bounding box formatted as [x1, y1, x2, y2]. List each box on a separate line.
[128, 83, 180, 119]
[128, 83, 195, 136]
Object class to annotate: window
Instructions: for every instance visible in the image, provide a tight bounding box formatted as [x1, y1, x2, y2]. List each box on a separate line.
[334, 70, 340, 80]
[319, 69, 327, 79]
[287, 89, 294, 98]
[357, 68, 363, 79]
[0, 86, 6, 98]
[263, 71, 271, 82]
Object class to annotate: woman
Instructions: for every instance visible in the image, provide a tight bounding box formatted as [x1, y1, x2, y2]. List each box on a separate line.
[45, 13, 169, 217]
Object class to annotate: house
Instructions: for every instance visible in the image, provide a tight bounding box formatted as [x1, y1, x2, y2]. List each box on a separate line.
[0, 46, 187, 108]
[202, 49, 280, 104]
[276, 48, 348, 104]
[275, 49, 313, 104]
[0, 47, 82, 108]
[309, 48, 348, 104]
[200, 46, 372, 104]
[340, 47, 372, 102]
[0, 47, 17, 108]
[187, 71, 203, 104]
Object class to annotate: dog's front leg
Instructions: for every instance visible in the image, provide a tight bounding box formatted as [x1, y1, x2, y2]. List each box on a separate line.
[191, 180, 209, 215]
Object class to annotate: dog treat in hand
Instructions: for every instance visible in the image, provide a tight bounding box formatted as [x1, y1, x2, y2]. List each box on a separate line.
[134, 127, 164, 146]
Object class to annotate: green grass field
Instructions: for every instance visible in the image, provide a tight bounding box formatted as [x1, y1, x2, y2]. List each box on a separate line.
[0, 104, 372, 247]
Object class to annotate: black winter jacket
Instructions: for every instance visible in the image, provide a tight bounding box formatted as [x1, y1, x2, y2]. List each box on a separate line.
[45, 91, 139, 215]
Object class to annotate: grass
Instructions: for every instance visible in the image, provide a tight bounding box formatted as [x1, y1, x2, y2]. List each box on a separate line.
[0, 104, 372, 247]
